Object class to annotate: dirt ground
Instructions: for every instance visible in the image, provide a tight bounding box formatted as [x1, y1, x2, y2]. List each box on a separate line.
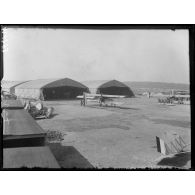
[36, 96, 191, 169]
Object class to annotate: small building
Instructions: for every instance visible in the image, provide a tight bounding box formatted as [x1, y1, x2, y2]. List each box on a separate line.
[15, 78, 89, 100]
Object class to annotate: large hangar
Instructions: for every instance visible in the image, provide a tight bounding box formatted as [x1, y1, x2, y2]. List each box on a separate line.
[15, 78, 89, 100]
[96, 80, 134, 97]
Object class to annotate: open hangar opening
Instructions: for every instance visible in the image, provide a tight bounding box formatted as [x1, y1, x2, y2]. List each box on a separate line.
[96, 80, 135, 97]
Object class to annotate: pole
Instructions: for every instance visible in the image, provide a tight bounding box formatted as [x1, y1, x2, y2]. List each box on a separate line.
[83, 92, 87, 106]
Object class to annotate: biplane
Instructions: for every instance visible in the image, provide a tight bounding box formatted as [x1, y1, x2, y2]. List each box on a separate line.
[77, 93, 125, 107]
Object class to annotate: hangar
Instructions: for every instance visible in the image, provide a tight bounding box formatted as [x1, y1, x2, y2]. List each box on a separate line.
[96, 80, 134, 97]
[15, 78, 89, 100]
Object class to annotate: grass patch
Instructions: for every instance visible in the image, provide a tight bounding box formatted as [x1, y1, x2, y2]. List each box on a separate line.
[46, 130, 66, 142]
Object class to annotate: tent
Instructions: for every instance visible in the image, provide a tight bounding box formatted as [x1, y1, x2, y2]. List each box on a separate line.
[96, 80, 134, 97]
[1, 80, 28, 94]
[15, 78, 89, 100]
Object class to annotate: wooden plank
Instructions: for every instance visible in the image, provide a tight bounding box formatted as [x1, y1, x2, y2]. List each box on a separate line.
[2, 99, 24, 109]
[3, 109, 46, 148]
[3, 146, 60, 168]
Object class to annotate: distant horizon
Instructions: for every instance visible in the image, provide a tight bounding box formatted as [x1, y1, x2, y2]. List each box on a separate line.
[81, 79, 190, 85]
[2, 78, 190, 85]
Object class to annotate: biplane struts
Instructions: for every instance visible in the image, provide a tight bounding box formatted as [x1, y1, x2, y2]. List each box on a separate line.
[77, 92, 125, 107]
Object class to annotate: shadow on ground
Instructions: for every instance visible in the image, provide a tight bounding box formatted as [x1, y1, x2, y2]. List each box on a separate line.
[49, 113, 59, 119]
[48, 143, 94, 169]
[35, 113, 59, 120]
[157, 152, 191, 168]
[88, 105, 140, 110]
[151, 118, 190, 128]
[117, 106, 139, 110]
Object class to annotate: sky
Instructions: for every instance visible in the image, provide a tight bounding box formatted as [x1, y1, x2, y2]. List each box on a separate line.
[2, 28, 189, 84]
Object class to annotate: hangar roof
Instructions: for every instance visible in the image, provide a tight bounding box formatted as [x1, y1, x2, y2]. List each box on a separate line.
[15, 78, 88, 89]
[98, 80, 130, 88]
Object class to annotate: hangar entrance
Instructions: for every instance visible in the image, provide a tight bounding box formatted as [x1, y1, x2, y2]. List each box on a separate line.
[96, 80, 135, 97]
[42, 87, 88, 100]
[97, 86, 133, 96]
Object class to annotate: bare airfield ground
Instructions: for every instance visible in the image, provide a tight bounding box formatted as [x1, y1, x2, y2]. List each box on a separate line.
[36, 96, 191, 169]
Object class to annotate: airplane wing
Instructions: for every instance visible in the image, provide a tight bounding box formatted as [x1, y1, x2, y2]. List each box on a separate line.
[76, 95, 95, 99]
[175, 94, 190, 98]
[77, 93, 125, 99]
[86, 93, 125, 98]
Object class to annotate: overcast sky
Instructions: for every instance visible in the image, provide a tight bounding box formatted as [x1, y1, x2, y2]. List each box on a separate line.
[3, 28, 189, 84]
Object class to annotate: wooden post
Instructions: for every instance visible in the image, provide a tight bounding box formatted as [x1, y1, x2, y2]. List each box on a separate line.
[147, 92, 150, 98]
[171, 89, 175, 96]
[83, 92, 87, 106]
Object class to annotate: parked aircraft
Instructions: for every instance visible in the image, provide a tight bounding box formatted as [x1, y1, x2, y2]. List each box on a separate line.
[77, 93, 125, 107]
